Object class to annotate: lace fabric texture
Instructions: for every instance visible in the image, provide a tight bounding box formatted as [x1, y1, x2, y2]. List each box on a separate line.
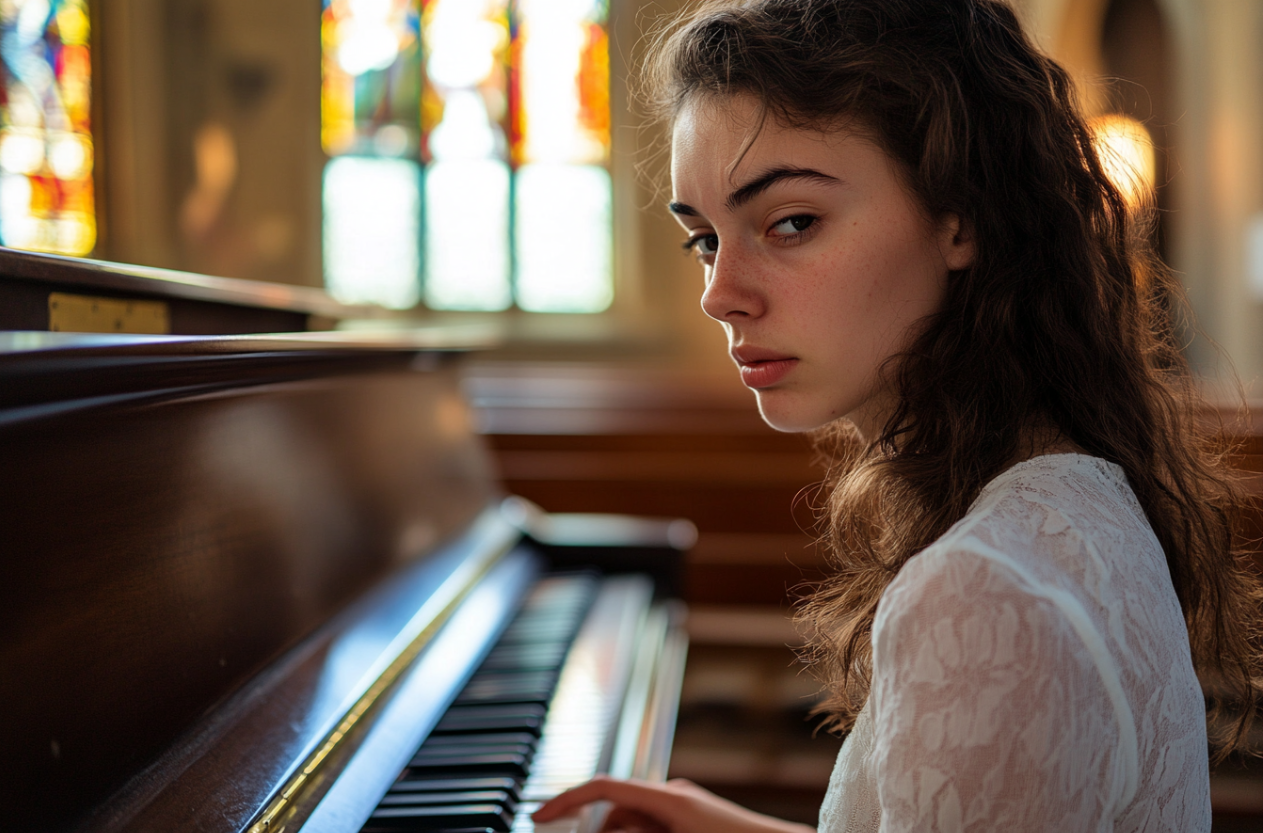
[818, 454, 1210, 833]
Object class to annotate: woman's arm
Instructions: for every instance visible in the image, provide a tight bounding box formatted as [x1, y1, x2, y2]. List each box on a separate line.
[532, 775, 816, 833]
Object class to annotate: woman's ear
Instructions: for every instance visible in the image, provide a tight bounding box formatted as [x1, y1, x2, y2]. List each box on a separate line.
[938, 213, 976, 271]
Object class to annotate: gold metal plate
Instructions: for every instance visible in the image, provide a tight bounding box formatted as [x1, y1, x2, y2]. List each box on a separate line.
[48, 292, 170, 334]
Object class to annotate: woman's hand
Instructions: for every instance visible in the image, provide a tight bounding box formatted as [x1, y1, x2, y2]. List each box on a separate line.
[531, 775, 816, 833]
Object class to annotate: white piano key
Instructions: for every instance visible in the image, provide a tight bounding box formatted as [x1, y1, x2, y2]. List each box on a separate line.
[499, 577, 652, 833]
[510, 800, 604, 833]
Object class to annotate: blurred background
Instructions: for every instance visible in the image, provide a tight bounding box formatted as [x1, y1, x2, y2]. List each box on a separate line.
[6, 0, 1262, 825]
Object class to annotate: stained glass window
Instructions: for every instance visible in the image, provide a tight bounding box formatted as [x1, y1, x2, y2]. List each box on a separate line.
[321, 0, 612, 313]
[322, 0, 424, 308]
[0, 0, 95, 256]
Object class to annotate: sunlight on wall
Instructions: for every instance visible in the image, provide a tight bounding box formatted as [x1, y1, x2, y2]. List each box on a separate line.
[0, 0, 95, 256]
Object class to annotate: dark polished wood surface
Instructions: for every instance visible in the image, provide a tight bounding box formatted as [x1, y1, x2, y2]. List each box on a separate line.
[1, 335, 499, 832]
[79, 530, 536, 833]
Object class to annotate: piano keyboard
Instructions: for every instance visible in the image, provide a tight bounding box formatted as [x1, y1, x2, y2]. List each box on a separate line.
[360, 572, 658, 833]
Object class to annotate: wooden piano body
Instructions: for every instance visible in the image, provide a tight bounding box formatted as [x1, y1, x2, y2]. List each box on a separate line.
[0, 251, 690, 833]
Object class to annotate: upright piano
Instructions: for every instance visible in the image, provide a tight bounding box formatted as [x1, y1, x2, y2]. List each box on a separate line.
[0, 250, 691, 833]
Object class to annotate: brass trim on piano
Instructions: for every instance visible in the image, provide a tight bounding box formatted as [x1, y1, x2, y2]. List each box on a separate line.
[247, 517, 518, 833]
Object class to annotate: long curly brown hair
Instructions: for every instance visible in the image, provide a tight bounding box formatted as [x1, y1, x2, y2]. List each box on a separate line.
[642, 0, 1262, 756]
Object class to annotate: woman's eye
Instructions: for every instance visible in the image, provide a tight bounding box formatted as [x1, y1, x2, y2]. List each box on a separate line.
[770, 215, 815, 236]
[685, 234, 719, 256]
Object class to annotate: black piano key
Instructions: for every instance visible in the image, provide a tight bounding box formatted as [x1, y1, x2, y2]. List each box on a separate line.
[412, 743, 534, 763]
[497, 612, 584, 633]
[405, 751, 531, 779]
[377, 790, 516, 808]
[410, 742, 533, 766]
[388, 776, 521, 796]
[499, 614, 584, 635]
[479, 642, 571, 671]
[366, 803, 514, 831]
[417, 731, 536, 749]
[493, 630, 571, 649]
[515, 605, 587, 620]
[455, 671, 557, 704]
[360, 574, 602, 833]
[432, 704, 547, 734]
[454, 688, 554, 706]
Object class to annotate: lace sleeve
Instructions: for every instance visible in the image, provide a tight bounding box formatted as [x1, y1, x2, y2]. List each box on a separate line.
[869, 545, 1127, 832]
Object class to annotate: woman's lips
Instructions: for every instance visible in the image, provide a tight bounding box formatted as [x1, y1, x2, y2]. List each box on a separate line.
[738, 357, 798, 389]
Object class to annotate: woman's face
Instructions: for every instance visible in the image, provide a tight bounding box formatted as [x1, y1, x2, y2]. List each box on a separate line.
[670, 96, 974, 436]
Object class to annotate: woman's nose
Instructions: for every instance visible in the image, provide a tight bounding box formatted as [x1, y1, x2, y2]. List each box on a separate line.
[700, 248, 765, 322]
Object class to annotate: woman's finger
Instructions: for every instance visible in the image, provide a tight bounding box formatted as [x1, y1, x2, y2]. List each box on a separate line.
[532, 776, 687, 823]
[532, 776, 814, 833]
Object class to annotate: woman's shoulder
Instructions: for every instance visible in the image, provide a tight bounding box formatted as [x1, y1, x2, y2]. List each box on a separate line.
[925, 452, 1161, 583]
[967, 452, 1142, 521]
[869, 454, 1208, 825]
[874, 451, 1191, 705]
[878, 452, 1171, 634]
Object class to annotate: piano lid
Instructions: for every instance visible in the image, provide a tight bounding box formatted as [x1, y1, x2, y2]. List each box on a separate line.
[0, 328, 502, 357]
[0, 246, 377, 320]
[0, 331, 504, 832]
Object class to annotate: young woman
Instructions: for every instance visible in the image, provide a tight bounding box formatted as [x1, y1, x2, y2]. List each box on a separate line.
[534, 0, 1262, 830]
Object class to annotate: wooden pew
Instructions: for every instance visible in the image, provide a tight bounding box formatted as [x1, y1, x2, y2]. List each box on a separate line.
[471, 362, 1263, 609]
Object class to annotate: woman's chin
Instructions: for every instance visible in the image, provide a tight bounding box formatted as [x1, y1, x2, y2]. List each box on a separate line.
[754, 394, 837, 434]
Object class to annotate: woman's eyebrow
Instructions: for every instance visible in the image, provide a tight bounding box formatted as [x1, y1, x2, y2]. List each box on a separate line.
[725, 167, 841, 210]
[666, 167, 838, 217]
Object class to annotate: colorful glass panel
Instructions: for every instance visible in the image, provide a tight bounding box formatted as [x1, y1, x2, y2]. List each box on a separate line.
[508, 0, 611, 311]
[322, 0, 422, 156]
[418, 0, 511, 310]
[322, 0, 612, 312]
[514, 0, 608, 166]
[322, 0, 426, 309]
[0, 0, 95, 256]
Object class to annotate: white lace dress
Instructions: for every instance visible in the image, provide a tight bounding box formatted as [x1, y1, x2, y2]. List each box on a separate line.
[817, 454, 1210, 832]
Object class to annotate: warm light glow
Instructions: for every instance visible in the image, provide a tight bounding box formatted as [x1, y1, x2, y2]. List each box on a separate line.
[180, 123, 237, 240]
[1089, 114, 1155, 208]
